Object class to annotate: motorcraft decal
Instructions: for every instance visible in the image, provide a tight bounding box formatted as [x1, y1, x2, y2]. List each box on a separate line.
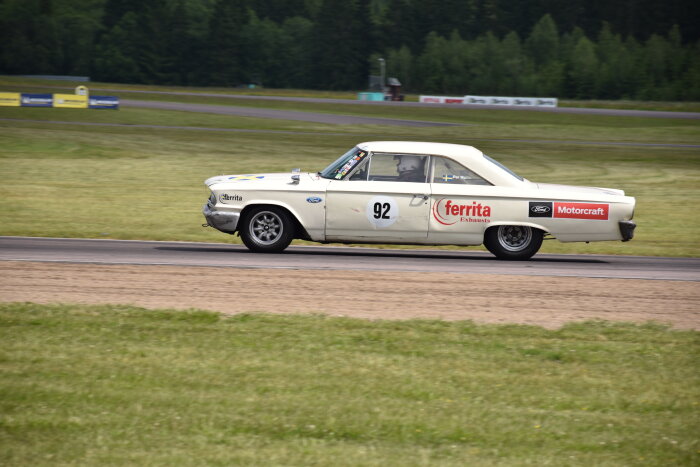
[432, 199, 491, 226]
[554, 202, 609, 220]
[530, 201, 609, 220]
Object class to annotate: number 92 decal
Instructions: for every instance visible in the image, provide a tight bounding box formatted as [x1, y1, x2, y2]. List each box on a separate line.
[366, 196, 398, 228]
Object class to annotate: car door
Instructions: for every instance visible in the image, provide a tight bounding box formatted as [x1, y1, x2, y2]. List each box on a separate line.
[325, 152, 431, 241]
[428, 155, 497, 245]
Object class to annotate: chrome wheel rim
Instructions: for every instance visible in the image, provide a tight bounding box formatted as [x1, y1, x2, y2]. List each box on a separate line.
[497, 225, 532, 252]
[250, 211, 283, 245]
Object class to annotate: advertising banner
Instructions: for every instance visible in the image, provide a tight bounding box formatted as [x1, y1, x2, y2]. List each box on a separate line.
[511, 98, 536, 106]
[419, 95, 445, 103]
[357, 92, 384, 101]
[88, 96, 119, 109]
[423, 95, 558, 107]
[420, 96, 469, 104]
[21, 93, 53, 107]
[464, 96, 490, 104]
[0, 92, 21, 106]
[53, 94, 88, 108]
[488, 97, 514, 105]
[534, 98, 558, 107]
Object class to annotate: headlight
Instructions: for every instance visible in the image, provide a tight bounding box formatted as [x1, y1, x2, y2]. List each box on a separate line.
[209, 192, 216, 206]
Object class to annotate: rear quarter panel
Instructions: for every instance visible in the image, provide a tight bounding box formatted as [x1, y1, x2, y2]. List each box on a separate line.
[428, 183, 635, 244]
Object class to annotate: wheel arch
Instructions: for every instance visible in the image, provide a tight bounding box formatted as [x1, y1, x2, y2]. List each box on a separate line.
[240, 202, 311, 241]
[484, 221, 549, 240]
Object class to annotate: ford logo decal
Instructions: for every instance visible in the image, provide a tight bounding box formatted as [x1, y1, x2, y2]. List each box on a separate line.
[531, 205, 551, 213]
[306, 196, 323, 203]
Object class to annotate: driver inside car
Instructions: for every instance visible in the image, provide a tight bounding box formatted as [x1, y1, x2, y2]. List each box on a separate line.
[396, 155, 425, 182]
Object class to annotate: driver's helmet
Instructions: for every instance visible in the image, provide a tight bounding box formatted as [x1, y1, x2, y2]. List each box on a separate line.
[396, 155, 423, 174]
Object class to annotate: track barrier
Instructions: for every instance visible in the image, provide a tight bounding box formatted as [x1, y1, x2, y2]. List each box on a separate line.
[0, 86, 118, 109]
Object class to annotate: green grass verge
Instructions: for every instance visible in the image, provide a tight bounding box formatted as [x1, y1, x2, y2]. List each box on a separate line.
[1, 79, 699, 256]
[1, 303, 698, 466]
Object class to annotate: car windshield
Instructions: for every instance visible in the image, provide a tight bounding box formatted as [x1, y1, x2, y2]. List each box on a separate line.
[483, 154, 524, 181]
[319, 147, 369, 179]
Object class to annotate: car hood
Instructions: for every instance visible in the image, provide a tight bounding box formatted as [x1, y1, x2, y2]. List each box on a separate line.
[536, 182, 625, 197]
[205, 172, 317, 187]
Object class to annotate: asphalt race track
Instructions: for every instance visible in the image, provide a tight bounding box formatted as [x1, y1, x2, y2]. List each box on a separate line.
[1, 237, 698, 281]
[107, 88, 700, 120]
[123, 99, 460, 127]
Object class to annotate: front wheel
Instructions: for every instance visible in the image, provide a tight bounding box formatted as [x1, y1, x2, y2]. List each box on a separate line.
[239, 206, 295, 253]
[484, 225, 543, 260]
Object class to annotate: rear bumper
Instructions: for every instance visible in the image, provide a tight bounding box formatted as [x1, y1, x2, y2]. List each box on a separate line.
[203, 203, 239, 234]
[619, 220, 636, 242]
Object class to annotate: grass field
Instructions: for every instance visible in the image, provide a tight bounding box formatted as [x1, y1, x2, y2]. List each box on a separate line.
[1, 303, 698, 466]
[1, 78, 699, 256]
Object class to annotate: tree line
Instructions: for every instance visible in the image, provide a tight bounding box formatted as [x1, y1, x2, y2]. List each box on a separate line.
[1, 0, 699, 100]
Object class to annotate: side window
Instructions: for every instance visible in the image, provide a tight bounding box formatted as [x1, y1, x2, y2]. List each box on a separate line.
[431, 156, 491, 185]
[367, 153, 428, 183]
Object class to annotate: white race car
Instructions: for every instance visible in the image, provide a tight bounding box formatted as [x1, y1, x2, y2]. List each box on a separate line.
[203, 141, 636, 260]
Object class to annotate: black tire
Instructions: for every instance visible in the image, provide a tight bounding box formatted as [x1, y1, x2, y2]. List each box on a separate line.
[483, 225, 543, 260]
[239, 206, 295, 253]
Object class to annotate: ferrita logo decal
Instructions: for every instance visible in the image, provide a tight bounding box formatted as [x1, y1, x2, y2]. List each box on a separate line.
[432, 199, 492, 225]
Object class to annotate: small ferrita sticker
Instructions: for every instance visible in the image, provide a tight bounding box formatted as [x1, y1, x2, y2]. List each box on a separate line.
[306, 196, 323, 203]
[219, 193, 242, 203]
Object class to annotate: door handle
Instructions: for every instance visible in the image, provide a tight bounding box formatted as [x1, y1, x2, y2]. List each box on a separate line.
[413, 194, 429, 200]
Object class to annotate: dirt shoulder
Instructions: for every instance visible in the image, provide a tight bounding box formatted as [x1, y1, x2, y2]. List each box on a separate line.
[1, 261, 698, 330]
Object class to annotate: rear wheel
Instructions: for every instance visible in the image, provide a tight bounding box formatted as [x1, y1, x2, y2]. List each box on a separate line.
[240, 206, 295, 253]
[484, 225, 543, 260]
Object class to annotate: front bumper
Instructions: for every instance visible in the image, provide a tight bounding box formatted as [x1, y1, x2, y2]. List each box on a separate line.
[203, 203, 239, 234]
[619, 220, 636, 242]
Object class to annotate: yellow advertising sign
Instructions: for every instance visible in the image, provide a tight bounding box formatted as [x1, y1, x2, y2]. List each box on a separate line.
[0, 92, 20, 106]
[53, 94, 88, 109]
